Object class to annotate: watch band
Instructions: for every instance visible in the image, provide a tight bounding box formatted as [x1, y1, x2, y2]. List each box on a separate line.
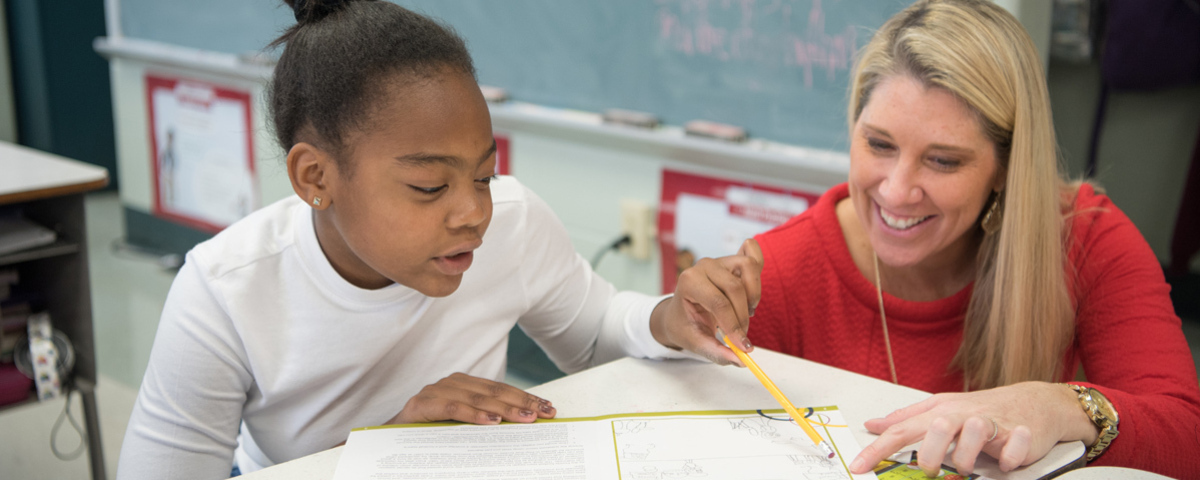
[1063, 383, 1119, 462]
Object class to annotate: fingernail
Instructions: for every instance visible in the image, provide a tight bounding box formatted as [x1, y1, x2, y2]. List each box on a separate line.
[849, 458, 864, 472]
[487, 413, 500, 422]
[538, 398, 551, 405]
[540, 403, 554, 414]
[520, 409, 534, 417]
[742, 338, 753, 351]
[749, 306, 756, 317]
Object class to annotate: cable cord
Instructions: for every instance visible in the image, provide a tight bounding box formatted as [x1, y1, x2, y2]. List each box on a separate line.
[51, 385, 87, 461]
[590, 234, 632, 269]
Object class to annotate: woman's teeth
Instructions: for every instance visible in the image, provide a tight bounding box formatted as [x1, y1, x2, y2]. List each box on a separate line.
[881, 210, 930, 230]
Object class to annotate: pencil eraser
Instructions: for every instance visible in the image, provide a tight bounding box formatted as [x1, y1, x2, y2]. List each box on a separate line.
[684, 120, 748, 143]
[479, 85, 510, 103]
[602, 109, 661, 129]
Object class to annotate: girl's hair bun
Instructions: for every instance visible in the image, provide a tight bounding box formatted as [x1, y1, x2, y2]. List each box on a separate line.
[286, 0, 370, 24]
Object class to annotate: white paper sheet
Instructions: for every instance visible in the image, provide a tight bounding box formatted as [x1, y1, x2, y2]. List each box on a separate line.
[332, 407, 872, 480]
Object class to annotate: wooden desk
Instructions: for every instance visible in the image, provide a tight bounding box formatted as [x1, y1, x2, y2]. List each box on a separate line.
[242, 350, 1086, 480]
[0, 141, 109, 480]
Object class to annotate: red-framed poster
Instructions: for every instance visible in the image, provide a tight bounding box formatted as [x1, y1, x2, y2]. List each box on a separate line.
[494, 134, 510, 175]
[658, 169, 822, 293]
[146, 74, 258, 233]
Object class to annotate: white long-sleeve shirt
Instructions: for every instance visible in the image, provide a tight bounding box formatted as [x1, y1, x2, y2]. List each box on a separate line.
[117, 177, 682, 479]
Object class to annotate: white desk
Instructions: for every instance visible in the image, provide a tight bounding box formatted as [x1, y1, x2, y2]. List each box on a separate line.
[0, 142, 109, 203]
[242, 349, 1087, 479]
[1, 141, 109, 480]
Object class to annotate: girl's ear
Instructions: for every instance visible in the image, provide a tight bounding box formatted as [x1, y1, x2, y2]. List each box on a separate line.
[287, 142, 334, 210]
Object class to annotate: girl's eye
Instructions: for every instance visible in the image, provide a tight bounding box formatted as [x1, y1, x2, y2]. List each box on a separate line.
[409, 184, 446, 195]
[476, 174, 497, 186]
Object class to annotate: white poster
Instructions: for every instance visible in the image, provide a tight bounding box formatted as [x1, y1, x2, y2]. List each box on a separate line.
[147, 74, 257, 232]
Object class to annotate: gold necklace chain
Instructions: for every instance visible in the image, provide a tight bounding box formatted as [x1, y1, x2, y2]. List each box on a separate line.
[871, 251, 970, 392]
[872, 251, 900, 385]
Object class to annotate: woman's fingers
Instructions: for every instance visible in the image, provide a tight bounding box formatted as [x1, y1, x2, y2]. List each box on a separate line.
[916, 417, 959, 476]
[865, 395, 944, 433]
[850, 418, 927, 473]
[999, 425, 1033, 471]
[950, 416, 996, 475]
[394, 373, 556, 425]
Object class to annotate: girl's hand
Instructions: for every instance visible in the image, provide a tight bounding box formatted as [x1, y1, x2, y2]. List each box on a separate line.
[651, 239, 763, 366]
[387, 372, 556, 425]
[848, 382, 1099, 476]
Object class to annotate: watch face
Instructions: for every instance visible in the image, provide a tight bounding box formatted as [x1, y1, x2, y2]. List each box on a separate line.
[1088, 388, 1119, 424]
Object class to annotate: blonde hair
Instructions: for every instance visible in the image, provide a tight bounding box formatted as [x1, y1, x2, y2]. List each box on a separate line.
[848, 0, 1075, 389]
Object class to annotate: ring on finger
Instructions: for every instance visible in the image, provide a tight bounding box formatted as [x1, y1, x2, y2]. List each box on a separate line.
[987, 417, 999, 442]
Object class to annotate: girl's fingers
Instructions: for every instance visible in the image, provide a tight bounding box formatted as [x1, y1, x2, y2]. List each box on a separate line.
[398, 373, 556, 425]
[446, 373, 556, 421]
[677, 260, 750, 352]
[681, 300, 743, 366]
[951, 416, 996, 475]
[732, 239, 764, 309]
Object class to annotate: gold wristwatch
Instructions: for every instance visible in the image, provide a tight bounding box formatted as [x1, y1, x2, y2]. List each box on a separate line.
[1063, 384, 1119, 461]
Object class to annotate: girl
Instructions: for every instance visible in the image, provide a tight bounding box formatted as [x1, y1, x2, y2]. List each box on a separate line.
[116, 1, 760, 478]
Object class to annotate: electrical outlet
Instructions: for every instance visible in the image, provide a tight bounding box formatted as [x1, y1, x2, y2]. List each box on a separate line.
[619, 199, 656, 260]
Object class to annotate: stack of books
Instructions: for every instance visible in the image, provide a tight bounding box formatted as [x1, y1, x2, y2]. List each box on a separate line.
[0, 269, 32, 406]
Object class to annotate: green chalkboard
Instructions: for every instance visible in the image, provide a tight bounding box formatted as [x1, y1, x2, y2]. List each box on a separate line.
[119, 0, 913, 151]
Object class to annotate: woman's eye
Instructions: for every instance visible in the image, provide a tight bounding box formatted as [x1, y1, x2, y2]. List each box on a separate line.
[929, 157, 961, 170]
[409, 184, 446, 195]
[867, 138, 894, 152]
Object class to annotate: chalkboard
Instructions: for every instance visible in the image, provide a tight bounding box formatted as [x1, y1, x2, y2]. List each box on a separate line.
[119, 0, 913, 151]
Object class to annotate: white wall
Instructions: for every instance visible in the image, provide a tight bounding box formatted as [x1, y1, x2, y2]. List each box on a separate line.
[1048, 61, 1200, 270]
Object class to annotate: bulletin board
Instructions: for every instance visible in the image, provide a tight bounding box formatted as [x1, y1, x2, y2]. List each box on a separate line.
[658, 169, 821, 293]
[146, 74, 258, 233]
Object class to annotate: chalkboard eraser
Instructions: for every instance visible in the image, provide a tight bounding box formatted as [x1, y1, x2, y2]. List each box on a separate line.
[602, 109, 661, 129]
[479, 85, 510, 103]
[684, 120, 748, 143]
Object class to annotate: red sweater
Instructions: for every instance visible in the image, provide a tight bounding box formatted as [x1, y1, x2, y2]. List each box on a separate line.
[750, 183, 1200, 476]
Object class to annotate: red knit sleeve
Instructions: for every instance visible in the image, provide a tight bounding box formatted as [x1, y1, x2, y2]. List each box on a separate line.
[1069, 187, 1200, 476]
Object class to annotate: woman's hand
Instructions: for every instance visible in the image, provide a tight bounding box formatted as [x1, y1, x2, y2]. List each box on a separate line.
[650, 239, 763, 366]
[387, 372, 556, 426]
[849, 382, 1099, 476]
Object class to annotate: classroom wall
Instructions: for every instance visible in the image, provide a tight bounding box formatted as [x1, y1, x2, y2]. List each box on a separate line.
[101, 0, 1200, 288]
[102, 43, 848, 295]
[0, 0, 16, 143]
[1047, 60, 1200, 271]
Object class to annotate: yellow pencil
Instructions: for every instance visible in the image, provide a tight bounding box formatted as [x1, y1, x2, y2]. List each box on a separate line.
[723, 334, 836, 459]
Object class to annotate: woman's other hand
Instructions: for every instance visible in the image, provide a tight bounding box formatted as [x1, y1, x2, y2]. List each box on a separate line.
[388, 372, 556, 426]
[848, 382, 1099, 476]
[650, 238, 763, 366]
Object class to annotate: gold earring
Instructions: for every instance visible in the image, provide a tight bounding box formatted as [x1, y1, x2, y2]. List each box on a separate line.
[981, 194, 1002, 235]
[312, 197, 322, 207]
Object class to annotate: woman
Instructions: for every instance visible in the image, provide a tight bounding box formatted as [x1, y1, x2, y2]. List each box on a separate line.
[728, 0, 1200, 477]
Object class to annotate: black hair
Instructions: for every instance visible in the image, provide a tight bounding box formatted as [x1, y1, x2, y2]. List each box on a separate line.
[269, 0, 476, 168]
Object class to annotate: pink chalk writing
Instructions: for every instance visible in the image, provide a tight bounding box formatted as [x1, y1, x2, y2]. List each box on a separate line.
[656, 0, 859, 88]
